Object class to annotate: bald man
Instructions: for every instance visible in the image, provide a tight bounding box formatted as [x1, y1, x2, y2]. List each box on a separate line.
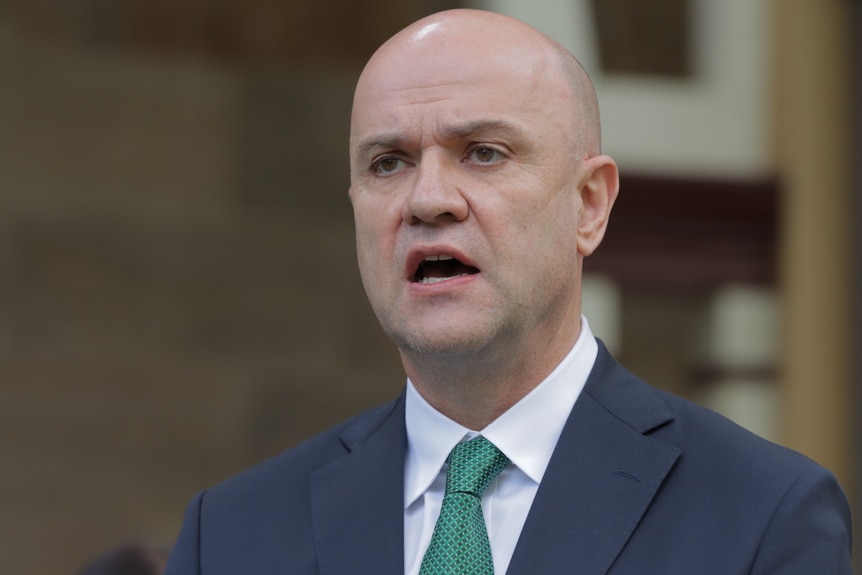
[164, 10, 852, 575]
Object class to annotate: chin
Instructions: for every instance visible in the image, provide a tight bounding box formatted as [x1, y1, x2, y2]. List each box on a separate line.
[388, 326, 498, 359]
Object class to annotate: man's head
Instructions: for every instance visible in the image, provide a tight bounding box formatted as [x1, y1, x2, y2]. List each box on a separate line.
[348, 9, 618, 396]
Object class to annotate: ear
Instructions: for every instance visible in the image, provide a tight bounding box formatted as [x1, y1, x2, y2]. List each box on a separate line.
[577, 155, 619, 257]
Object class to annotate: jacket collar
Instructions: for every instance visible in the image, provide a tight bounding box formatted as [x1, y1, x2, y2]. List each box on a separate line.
[311, 395, 407, 575]
[506, 342, 680, 575]
[311, 342, 681, 575]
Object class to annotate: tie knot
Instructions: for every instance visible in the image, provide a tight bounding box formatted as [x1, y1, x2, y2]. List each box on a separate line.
[445, 436, 509, 497]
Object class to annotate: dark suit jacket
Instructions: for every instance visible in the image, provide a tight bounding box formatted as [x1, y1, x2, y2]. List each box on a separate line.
[164, 343, 852, 574]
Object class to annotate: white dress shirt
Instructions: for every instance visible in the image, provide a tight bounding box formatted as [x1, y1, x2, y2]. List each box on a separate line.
[403, 317, 599, 575]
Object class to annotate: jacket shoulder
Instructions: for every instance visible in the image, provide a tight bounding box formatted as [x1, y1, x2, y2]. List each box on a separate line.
[587, 340, 825, 477]
[211, 395, 403, 498]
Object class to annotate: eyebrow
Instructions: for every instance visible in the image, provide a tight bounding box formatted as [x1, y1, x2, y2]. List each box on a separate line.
[442, 119, 524, 141]
[354, 134, 406, 160]
[353, 119, 525, 159]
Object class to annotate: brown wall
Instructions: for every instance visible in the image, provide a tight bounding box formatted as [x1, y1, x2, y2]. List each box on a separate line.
[0, 2, 456, 572]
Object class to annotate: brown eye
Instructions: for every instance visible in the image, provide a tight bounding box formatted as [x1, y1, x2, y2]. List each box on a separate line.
[471, 147, 503, 164]
[374, 157, 406, 175]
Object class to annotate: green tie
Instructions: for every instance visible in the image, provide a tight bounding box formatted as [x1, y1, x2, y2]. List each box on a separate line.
[419, 436, 509, 575]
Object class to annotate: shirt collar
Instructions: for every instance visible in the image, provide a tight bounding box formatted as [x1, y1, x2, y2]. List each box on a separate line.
[404, 317, 598, 508]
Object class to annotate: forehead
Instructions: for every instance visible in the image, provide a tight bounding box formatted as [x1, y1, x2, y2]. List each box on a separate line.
[350, 27, 569, 150]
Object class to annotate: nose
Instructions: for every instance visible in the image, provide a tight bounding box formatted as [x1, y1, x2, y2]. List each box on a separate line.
[401, 152, 469, 225]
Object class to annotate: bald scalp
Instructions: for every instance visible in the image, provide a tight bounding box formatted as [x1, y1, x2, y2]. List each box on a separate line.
[352, 9, 602, 159]
[552, 42, 602, 157]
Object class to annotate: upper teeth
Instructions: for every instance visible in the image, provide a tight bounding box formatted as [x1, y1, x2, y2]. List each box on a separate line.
[424, 255, 454, 262]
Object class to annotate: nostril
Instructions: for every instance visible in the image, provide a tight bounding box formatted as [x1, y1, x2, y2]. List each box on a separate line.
[405, 210, 463, 226]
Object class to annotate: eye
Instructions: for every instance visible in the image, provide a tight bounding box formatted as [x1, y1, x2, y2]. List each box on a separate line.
[372, 156, 408, 176]
[468, 146, 505, 164]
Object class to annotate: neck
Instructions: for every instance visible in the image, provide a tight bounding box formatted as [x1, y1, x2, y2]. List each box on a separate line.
[402, 321, 581, 430]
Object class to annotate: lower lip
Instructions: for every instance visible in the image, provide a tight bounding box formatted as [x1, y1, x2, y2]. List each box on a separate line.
[407, 273, 479, 293]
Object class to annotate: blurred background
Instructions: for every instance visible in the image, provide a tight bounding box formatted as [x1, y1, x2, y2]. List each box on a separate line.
[0, 0, 859, 572]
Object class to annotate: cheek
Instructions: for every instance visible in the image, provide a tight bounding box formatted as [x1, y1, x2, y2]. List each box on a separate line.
[352, 200, 378, 262]
[353, 199, 400, 274]
[511, 196, 580, 270]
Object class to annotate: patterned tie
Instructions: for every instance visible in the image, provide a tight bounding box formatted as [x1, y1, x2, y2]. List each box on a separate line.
[419, 435, 510, 575]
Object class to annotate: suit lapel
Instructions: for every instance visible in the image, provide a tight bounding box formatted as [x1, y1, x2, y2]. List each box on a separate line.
[307, 345, 680, 575]
[507, 345, 681, 575]
[310, 396, 407, 575]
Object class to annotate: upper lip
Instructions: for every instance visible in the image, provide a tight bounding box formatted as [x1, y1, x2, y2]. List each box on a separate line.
[404, 246, 479, 281]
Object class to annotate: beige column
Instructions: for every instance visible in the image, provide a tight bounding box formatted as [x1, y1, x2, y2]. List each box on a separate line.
[772, 0, 852, 489]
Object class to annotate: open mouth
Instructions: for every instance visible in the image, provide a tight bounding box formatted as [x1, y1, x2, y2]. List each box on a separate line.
[413, 255, 480, 285]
